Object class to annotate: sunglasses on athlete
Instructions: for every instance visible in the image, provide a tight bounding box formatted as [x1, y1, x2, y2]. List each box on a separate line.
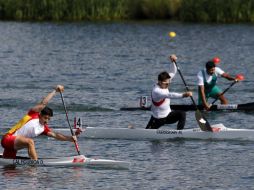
[160, 81, 170, 86]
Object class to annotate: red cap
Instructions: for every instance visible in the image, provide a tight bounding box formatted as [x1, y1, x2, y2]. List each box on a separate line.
[213, 57, 220, 64]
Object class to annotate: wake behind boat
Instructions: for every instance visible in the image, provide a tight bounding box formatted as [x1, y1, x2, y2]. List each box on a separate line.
[0, 154, 130, 169]
[54, 124, 254, 141]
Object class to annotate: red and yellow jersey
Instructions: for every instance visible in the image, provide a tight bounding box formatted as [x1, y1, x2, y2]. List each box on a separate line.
[6, 110, 51, 137]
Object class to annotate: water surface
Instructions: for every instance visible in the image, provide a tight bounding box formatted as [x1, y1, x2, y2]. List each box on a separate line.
[0, 21, 254, 189]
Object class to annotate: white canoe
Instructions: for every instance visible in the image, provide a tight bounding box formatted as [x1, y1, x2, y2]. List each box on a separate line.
[0, 154, 130, 169]
[54, 124, 254, 141]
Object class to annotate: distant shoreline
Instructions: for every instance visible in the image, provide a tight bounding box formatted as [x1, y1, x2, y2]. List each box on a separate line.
[0, 0, 254, 23]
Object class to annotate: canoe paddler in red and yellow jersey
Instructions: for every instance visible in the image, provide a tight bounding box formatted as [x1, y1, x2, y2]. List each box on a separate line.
[197, 57, 238, 110]
[1, 85, 82, 160]
[146, 54, 192, 130]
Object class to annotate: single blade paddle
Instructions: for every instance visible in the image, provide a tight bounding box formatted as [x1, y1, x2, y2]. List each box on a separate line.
[60, 92, 81, 155]
[173, 60, 213, 132]
[211, 74, 244, 105]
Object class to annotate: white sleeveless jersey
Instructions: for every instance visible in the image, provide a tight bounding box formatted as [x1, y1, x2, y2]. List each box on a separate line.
[197, 67, 224, 86]
[13, 119, 46, 138]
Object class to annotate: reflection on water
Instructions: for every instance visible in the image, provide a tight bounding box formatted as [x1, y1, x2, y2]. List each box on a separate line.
[0, 21, 254, 189]
[1, 166, 40, 188]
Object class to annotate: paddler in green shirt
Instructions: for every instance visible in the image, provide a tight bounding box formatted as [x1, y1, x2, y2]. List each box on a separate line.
[197, 58, 237, 110]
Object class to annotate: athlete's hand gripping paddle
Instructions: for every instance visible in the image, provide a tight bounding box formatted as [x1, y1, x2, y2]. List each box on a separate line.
[60, 92, 81, 155]
[173, 60, 213, 132]
[211, 74, 245, 105]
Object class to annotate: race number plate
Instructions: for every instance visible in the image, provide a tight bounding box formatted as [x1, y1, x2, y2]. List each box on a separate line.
[140, 96, 149, 108]
[74, 117, 83, 129]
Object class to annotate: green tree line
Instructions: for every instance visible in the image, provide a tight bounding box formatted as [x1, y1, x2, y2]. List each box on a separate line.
[0, 0, 254, 22]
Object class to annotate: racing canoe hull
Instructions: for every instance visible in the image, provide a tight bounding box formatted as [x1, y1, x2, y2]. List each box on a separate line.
[0, 154, 130, 169]
[54, 124, 254, 141]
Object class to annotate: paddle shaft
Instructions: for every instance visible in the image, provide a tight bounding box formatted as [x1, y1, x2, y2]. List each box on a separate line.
[173, 61, 198, 107]
[60, 92, 81, 155]
[173, 60, 212, 132]
[211, 80, 237, 105]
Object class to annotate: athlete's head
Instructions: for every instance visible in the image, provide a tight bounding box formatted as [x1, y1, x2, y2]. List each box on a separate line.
[39, 106, 53, 125]
[206, 61, 216, 75]
[41, 106, 53, 117]
[158, 71, 171, 89]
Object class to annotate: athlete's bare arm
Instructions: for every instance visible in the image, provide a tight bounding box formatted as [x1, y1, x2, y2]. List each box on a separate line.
[31, 85, 64, 113]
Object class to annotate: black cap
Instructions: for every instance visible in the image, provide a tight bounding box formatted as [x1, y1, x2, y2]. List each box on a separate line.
[206, 61, 215, 70]
[41, 106, 53, 117]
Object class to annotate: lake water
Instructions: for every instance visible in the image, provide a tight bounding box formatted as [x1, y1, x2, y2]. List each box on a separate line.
[0, 21, 254, 189]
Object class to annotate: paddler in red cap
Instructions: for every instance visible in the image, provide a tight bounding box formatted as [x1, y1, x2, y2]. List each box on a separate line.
[197, 57, 237, 110]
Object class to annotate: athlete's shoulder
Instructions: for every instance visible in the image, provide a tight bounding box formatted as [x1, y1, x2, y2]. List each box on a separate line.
[215, 67, 224, 75]
[197, 68, 205, 76]
[42, 125, 52, 135]
[27, 110, 39, 118]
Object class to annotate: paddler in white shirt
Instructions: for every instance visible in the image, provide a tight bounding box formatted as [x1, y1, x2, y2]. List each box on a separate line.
[146, 54, 192, 130]
[1, 85, 82, 160]
[197, 58, 237, 110]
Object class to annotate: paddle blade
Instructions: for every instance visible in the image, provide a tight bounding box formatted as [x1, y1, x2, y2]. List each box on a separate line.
[195, 110, 213, 132]
[236, 74, 244, 81]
